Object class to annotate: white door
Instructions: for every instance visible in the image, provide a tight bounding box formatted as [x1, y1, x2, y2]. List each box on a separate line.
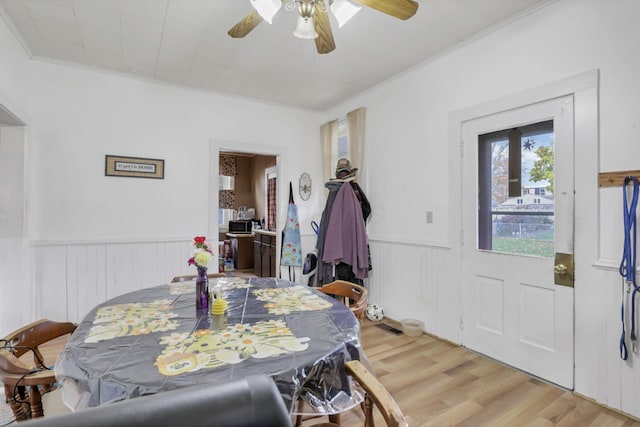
[461, 96, 574, 389]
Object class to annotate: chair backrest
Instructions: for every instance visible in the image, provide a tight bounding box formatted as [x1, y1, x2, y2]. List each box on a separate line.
[19, 374, 293, 427]
[318, 280, 367, 320]
[345, 360, 408, 427]
[171, 273, 226, 282]
[2, 319, 77, 366]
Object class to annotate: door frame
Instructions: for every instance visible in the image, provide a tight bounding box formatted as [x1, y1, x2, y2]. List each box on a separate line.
[448, 71, 599, 367]
[209, 140, 288, 266]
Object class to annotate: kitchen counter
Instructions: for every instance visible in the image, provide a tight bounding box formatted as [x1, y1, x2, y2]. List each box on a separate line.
[225, 232, 255, 239]
[254, 229, 276, 237]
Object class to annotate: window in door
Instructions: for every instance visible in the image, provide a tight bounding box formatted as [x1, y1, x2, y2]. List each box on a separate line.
[478, 120, 554, 258]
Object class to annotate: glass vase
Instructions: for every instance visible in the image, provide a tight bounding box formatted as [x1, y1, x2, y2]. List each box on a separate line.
[195, 266, 209, 310]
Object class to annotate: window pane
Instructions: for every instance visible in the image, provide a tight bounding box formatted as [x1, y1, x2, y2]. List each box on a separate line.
[331, 120, 350, 178]
[338, 134, 349, 159]
[491, 213, 554, 257]
[478, 120, 554, 258]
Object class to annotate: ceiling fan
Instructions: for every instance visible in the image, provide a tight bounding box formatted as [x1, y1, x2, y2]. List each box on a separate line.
[228, 0, 419, 54]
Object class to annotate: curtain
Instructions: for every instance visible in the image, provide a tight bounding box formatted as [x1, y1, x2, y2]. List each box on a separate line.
[267, 177, 277, 231]
[347, 107, 366, 187]
[219, 154, 237, 209]
[320, 119, 338, 185]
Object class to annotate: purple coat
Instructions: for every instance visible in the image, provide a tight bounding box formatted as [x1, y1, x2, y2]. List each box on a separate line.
[322, 182, 369, 279]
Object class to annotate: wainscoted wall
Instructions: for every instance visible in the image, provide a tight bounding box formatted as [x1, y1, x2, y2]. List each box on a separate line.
[32, 234, 317, 324]
[576, 261, 640, 418]
[30, 237, 460, 340]
[367, 239, 459, 342]
[32, 239, 194, 323]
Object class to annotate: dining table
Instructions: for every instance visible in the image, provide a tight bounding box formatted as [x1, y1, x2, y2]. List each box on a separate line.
[54, 276, 366, 418]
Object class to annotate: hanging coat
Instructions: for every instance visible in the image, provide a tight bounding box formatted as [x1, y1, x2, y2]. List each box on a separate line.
[315, 180, 342, 285]
[322, 182, 369, 280]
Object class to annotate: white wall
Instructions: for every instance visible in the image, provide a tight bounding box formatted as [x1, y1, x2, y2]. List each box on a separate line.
[0, 10, 31, 117]
[0, 126, 31, 331]
[27, 61, 324, 242]
[324, 0, 640, 418]
[0, 9, 32, 333]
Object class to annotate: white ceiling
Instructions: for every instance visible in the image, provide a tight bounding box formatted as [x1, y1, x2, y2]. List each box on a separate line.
[0, 0, 553, 110]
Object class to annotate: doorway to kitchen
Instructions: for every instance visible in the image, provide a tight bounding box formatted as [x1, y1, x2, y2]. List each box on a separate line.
[210, 143, 283, 278]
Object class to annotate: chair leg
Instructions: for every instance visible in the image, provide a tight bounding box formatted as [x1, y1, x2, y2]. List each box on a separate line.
[28, 385, 44, 418]
[362, 395, 374, 427]
[294, 399, 304, 427]
[328, 412, 341, 424]
[294, 398, 340, 426]
[4, 384, 30, 421]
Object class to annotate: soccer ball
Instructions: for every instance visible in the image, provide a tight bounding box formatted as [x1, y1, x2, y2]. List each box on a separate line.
[366, 304, 384, 321]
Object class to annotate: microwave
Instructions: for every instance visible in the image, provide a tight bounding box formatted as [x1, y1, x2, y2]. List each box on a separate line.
[228, 220, 253, 234]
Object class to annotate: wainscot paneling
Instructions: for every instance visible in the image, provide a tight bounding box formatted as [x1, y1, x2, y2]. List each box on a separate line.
[367, 239, 459, 343]
[32, 239, 194, 323]
[579, 262, 640, 419]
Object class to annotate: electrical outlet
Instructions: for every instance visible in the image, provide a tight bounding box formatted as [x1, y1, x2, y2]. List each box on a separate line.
[426, 211, 433, 224]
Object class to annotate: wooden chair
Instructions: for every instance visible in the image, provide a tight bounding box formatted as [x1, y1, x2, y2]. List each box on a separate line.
[310, 360, 408, 427]
[318, 280, 368, 321]
[171, 273, 226, 282]
[0, 319, 77, 421]
[295, 281, 369, 426]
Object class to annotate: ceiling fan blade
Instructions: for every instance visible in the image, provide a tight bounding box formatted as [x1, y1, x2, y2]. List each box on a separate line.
[314, 2, 336, 54]
[228, 10, 264, 38]
[352, 0, 419, 20]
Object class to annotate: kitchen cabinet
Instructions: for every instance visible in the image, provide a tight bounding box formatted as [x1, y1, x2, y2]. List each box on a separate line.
[253, 230, 276, 277]
[226, 233, 254, 271]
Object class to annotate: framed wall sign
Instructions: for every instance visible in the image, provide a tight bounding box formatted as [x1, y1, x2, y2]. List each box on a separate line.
[105, 155, 164, 179]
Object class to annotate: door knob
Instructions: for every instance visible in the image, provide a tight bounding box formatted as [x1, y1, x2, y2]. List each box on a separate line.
[554, 253, 574, 287]
[554, 264, 568, 275]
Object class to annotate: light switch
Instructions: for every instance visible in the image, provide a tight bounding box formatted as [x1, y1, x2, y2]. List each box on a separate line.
[426, 211, 433, 224]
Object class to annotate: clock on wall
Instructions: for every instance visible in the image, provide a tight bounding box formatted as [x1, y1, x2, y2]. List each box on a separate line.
[299, 173, 312, 201]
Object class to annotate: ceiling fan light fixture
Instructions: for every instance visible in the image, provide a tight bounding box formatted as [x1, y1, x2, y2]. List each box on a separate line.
[250, 0, 281, 24]
[297, 0, 316, 19]
[293, 15, 318, 39]
[330, 0, 361, 28]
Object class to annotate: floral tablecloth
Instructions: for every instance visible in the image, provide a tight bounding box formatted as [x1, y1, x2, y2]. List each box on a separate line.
[55, 277, 364, 415]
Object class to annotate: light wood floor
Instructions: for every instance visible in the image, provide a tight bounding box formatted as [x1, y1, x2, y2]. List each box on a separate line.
[312, 319, 640, 427]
